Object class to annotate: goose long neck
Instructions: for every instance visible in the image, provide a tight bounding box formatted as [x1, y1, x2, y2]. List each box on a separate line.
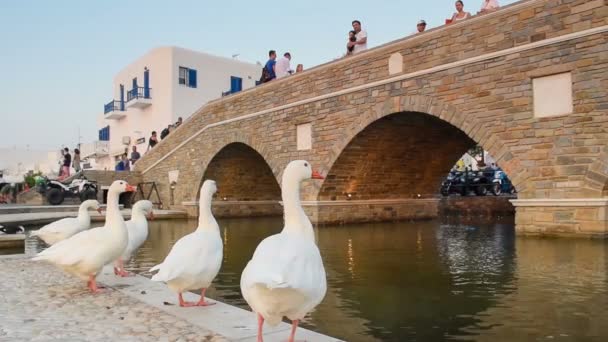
[198, 190, 217, 230]
[282, 177, 312, 237]
[77, 206, 91, 224]
[131, 209, 146, 222]
[106, 190, 123, 224]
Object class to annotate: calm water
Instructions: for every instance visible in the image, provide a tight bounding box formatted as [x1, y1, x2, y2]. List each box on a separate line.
[23, 217, 608, 341]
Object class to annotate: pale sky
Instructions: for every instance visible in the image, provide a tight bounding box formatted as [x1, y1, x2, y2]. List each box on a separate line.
[0, 0, 515, 150]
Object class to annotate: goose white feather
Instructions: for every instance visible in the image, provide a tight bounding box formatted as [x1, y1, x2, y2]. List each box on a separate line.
[240, 160, 327, 342]
[32, 181, 135, 292]
[121, 200, 153, 261]
[150, 180, 223, 307]
[30, 200, 101, 245]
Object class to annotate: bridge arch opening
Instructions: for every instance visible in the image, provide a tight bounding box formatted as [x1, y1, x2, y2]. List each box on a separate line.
[318, 111, 516, 201]
[201, 142, 281, 201]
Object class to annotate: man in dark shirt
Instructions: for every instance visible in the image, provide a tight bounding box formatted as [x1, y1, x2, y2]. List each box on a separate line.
[62, 148, 72, 178]
[147, 131, 158, 152]
[160, 125, 171, 140]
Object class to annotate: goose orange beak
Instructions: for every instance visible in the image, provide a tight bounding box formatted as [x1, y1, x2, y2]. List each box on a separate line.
[311, 170, 324, 180]
[96, 207, 103, 214]
[126, 184, 137, 192]
[147, 211, 155, 220]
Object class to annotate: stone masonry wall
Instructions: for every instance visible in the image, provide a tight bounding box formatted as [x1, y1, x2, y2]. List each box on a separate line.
[515, 202, 607, 237]
[439, 196, 516, 216]
[304, 199, 439, 225]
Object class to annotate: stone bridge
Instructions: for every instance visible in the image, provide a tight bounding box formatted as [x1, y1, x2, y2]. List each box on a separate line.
[135, 0, 608, 237]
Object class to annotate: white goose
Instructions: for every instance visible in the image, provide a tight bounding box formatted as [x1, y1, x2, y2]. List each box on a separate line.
[240, 160, 327, 342]
[113, 200, 154, 277]
[31, 199, 102, 245]
[32, 180, 135, 293]
[150, 180, 222, 307]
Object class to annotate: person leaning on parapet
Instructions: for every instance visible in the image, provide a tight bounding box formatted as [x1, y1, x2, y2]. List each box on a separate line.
[416, 20, 427, 33]
[147, 131, 158, 152]
[175, 116, 183, 127]
[349, 20, 367, 54]
[275, 52, 293, 79]
[160, 124, 171, 140]
[478, 0, 499, 14]
[259, 50, 277, 83]
[450, 0, 472, 23]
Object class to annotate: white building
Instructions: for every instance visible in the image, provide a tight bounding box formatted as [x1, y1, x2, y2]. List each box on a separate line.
[0, 147, 61, 177]
[84, 46, 261, 170]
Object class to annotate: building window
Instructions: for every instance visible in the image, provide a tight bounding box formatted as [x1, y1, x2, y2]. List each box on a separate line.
[179, 66, 197, 88]
[98, 126, 110, 141]
[230, 76, 243, 93]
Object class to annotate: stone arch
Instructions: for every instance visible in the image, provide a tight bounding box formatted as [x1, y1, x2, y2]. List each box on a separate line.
[316, 95, 528, 199]
[189, 131, 282, 202]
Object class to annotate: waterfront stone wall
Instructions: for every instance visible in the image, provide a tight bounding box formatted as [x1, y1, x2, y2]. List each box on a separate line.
[304, 199, 439, 225]
[135, 0, 608, 236]
[513, 199, 608, 237]
[439, 196, 516, 216]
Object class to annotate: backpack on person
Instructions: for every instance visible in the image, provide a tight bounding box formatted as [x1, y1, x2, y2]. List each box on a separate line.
[259, 65, 272, 83]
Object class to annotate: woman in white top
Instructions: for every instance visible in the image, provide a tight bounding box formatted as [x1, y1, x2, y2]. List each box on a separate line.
[479, 0, 500, 14]
[451, 0, 472, 22]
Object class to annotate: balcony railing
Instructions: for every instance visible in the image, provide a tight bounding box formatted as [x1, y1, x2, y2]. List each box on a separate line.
[127, 87, 152, 102]
[104, 100, 124, 114]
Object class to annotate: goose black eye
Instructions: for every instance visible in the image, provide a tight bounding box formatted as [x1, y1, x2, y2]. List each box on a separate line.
[304, 163, 308, 167]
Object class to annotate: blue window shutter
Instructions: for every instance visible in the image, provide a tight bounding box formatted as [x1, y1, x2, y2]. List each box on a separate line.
[188, 69, 197, 88]
[231, 76, 242, 93]
[99, 129, 102, 141]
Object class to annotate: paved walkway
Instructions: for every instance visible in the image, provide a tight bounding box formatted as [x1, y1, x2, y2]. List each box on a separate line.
[0, 256, 225, 342]
[0, 255, 341, 342]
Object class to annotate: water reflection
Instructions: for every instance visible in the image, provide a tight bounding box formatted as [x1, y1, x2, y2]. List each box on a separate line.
[22, 217, 608, 341]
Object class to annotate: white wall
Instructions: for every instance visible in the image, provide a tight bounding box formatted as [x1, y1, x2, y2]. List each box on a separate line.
[0, 148, 61, 176]
[170, 47, 261, 122]
[92, 46, 260, 170]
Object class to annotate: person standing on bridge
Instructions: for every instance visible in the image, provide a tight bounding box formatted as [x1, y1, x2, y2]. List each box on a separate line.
[416, 20, 427, 33]
[260, 50, 277, 83]
[478, 0, 499, 14]
[275, 52, 293, 79]
[450, 1, 472, 22]
[147, 131, 158, 152]
[349, 20, 367, 54]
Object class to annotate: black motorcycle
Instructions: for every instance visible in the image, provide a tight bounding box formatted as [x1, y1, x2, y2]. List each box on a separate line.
[441, 169, 491, 196]
[441, 170, 467, 196]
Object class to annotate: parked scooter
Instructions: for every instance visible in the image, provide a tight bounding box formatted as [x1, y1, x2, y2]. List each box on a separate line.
[491, 170, 516, 195]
